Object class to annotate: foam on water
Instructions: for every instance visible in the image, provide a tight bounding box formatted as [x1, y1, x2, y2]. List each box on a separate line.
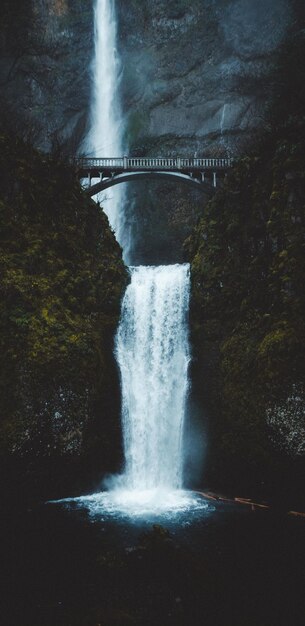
[50, 489, 211, 521]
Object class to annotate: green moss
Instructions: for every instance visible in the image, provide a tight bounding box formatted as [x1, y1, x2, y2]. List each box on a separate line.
[187, 32, 305, 490]
[0, 131, 128, 488]
[126, 110, 150, 145]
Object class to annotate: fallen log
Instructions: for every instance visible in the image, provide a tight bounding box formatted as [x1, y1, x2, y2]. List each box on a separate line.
[288, 510, 305, 519]
[195, 490, 305, 519]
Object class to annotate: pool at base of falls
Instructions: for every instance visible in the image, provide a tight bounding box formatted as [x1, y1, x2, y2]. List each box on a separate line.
[49, 489, 212, 522]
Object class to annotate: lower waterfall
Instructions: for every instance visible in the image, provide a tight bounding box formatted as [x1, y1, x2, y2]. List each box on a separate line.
[52, 265, 209, 515]
[116, 264, 190, 491]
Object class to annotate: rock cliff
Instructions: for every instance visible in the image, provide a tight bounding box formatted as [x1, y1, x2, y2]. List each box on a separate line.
[186, 26, 305, 495]
[0, 1, 299, 262]
[0, 0, 94, 154]
[116, 0, 296, 262]
[1, 0, 297, 156]
[0, 130, 128, 499]
[118, 0, 293, 157]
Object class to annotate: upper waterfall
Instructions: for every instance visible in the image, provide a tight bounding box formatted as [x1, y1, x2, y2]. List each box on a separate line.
[84, 0, 129, 258]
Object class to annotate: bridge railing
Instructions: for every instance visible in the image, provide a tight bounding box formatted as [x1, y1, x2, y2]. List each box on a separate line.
[76, 157, 233, 170]
[78, 158, 125, 168]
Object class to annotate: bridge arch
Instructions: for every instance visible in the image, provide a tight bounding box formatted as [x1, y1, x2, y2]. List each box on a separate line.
[76, 156, 233, 198]
[87, 170, 215, 197]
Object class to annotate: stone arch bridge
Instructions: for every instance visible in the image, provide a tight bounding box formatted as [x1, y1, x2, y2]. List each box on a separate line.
[76, 156, 233, 197]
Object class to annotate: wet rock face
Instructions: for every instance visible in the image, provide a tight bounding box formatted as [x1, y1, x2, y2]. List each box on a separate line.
[117, 0, 293, 156]
[115, 0, 294, 263]
[0, 0, 94, 154]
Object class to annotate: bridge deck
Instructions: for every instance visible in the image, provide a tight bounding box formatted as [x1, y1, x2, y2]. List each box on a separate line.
[76, 156, 233, 196]
[76, 156, 233, 173]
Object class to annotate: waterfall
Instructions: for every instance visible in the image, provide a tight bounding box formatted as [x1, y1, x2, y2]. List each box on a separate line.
[220, 103, 227, 136]
[85, 0, 129, 258]
[52, 0, 209, 517]
[116, 265, 191, 492]
[86, 2, 193, 500]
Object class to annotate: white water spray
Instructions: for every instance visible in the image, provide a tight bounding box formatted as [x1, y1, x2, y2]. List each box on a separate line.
[85, 0, 129, 257]
[116, 265, 191, 492]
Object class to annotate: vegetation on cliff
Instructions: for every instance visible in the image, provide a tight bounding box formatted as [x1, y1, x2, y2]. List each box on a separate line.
[0, 132, 128, 498]
[187, 30, 305, 498]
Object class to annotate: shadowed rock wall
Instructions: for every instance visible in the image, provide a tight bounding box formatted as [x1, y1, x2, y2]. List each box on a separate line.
[0, 0, 94, 154]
